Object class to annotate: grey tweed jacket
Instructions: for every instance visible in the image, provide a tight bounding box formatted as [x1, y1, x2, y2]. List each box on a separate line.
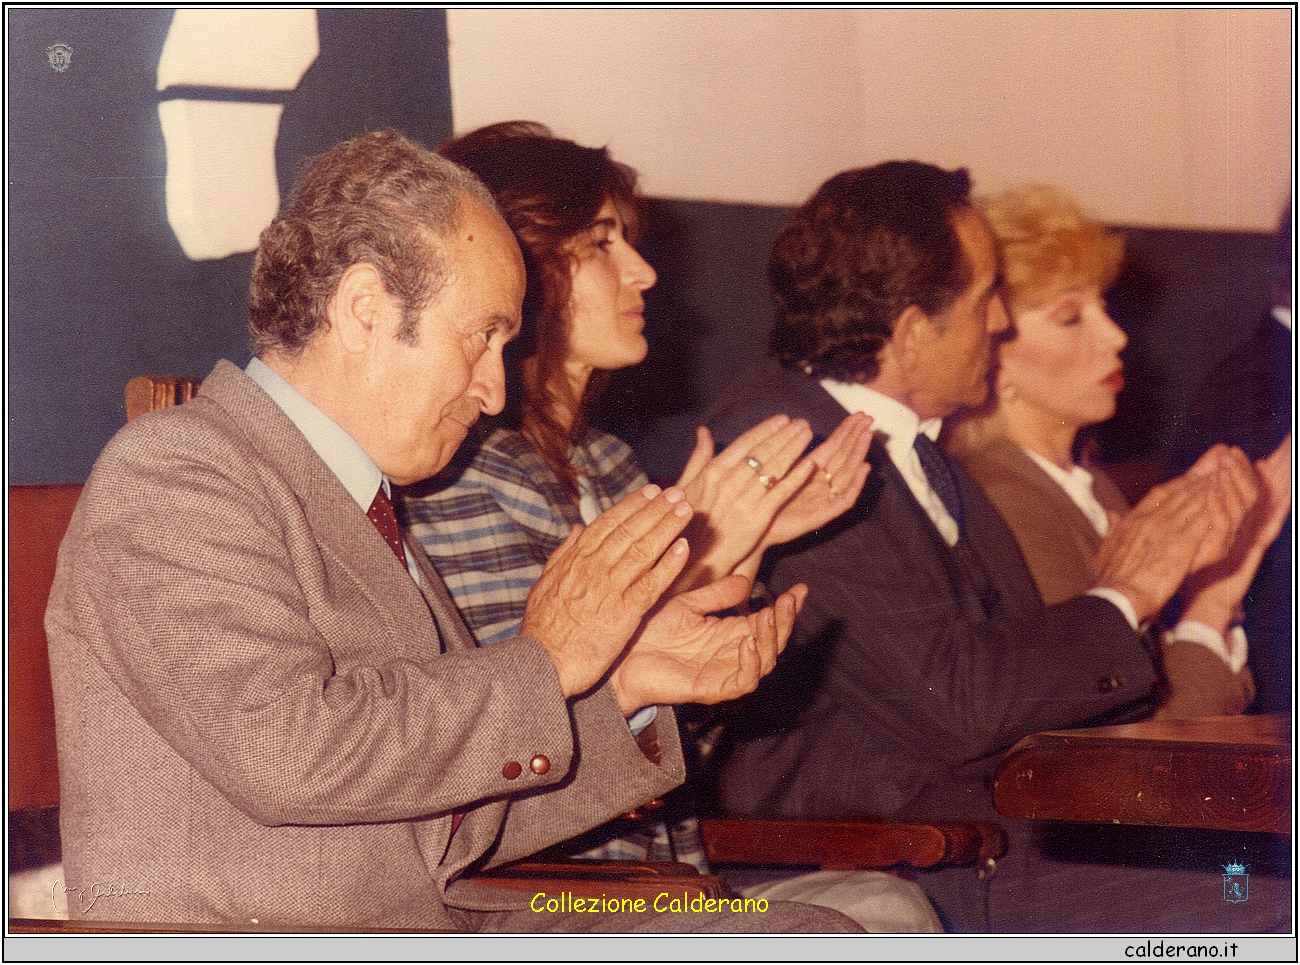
[45, 360, 684, 928]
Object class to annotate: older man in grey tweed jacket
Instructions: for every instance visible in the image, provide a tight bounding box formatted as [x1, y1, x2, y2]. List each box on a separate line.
[44, 130, 845, 932]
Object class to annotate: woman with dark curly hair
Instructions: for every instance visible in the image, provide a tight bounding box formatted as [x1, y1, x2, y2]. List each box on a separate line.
[403, 123, 942, 932]
[406, 122, 874, 643]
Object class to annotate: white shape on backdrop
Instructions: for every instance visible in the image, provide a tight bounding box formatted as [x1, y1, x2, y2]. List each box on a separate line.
[156, 8, 319, 92]
[157, 9, 319, 261]
[159, 100, 285, 261]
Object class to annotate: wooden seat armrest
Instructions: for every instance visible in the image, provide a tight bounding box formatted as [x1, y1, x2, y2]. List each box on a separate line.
[10, 484, 84, 812]
[931, 821, 1007, 865]
[700, 817, 1005, 870]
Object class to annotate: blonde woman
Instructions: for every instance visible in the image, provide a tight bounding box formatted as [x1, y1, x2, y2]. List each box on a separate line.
[950, 186, 1290, 718]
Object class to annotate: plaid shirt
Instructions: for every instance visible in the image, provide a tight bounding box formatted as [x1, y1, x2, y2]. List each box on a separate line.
[404, 427, 647, 645]
[402, 427, 708, 871]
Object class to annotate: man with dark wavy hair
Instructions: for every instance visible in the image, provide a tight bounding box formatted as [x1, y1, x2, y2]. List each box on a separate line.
[704, 161, 1286, 932]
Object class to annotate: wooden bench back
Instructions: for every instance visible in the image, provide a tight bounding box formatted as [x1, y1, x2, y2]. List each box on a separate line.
[9, 484, 83, 811]
[124, 375, 202, 422]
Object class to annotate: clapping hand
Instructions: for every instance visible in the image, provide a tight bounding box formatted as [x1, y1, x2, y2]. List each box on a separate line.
[609, 575, 807, 714]
[672, 415, 815, 586]
[521, 483, 694, 698]
[761, 411, 873, 548]
[1095, 444, 1260, 623]
[1181, 436, 1291, 632]
[1179, 444, 1261, 574]
[672, 412, 872, 587]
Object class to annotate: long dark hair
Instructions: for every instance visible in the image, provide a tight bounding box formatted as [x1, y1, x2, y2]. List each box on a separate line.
[439, 121, 641, 498]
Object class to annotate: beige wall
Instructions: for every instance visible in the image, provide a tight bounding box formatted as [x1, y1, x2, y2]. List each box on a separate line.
[448, 8, 1291, 231]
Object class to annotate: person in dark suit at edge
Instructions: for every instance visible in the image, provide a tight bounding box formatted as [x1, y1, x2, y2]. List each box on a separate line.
[44, 130, 857, 932]
[1166, 201, 1293, 714]
[702, 161, 1289, 932]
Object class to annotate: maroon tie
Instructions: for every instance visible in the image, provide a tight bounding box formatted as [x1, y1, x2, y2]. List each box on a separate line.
[369, 483, 464, 837]
[367, 485, 406, 564]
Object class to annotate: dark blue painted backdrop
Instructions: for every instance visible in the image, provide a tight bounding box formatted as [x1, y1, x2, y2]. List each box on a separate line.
[8, 9, 454, 483]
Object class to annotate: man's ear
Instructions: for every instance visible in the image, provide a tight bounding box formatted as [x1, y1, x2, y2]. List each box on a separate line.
[888, 303, 934, 372]
[327, 262, 396, 355]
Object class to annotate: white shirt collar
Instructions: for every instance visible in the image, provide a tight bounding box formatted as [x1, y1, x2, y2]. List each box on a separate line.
[245, 356, 385, 512]
[1022, 448, 1110, 537]
[819, 378, 942, 448]
[819, 377, 958, 545]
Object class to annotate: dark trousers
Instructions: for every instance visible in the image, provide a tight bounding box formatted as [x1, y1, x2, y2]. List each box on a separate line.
[903, 820, 1291, 933]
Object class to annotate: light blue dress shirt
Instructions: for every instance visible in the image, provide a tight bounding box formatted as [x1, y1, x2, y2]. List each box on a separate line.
[245, 357, 420, 583]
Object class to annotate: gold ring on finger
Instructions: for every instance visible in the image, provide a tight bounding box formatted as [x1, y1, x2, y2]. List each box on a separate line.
[758, 473, 778, 490]
[745, 455, 763, 474]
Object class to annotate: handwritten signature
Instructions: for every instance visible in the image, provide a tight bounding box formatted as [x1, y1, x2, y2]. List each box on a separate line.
[52, 879, 150, 914]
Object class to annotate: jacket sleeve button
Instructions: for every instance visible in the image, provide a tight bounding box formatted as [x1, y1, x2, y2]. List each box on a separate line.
[529, 755, 551, 775]
[502, 761, 522, 780]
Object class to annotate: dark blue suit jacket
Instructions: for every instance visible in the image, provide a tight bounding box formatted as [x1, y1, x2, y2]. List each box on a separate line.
[704, 361, 1158, 822]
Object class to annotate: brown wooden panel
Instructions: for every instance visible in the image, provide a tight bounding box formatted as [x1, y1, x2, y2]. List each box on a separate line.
[9, 484, 83, 810]
[176, 376, 202, 403]
[124, 375, 203, 422]
[701, 817, 952, 870]
[993, 715, 1291, 834]
[123, 375, 157, 422]
[930, 821, 1007, 865]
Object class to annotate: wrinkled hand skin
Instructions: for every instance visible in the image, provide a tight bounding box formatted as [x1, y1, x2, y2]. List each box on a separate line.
[1181, 435, 1292, 633]
[610, 576, 808, 715]
[673, 412, 873, 587]
[520, 483, 693, 699]
[1180, 444, 1260, 573]
[1095, 444, 1260, 623]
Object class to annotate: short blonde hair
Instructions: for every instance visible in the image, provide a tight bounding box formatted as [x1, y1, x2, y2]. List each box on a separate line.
[976, 185, 1124, 309]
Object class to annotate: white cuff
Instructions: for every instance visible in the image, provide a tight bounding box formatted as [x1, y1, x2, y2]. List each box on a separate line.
[1168, 620, 1249, 674]
[626, 705, 658, 735]
[1087, 587, 1140, 632]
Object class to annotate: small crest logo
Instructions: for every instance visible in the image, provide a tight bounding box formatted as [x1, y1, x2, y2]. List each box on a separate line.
[47, 42, 73, 72]
[1222, 862, 1249, 903]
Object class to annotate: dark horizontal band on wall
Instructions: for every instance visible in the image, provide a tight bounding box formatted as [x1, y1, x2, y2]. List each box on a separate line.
[157, 87, 286, 104]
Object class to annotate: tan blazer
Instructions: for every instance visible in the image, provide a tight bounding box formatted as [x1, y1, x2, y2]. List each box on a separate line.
[949, 436, 1125, 606]
[952, 434, 1254, 718]
[45, 361, 684, 928]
